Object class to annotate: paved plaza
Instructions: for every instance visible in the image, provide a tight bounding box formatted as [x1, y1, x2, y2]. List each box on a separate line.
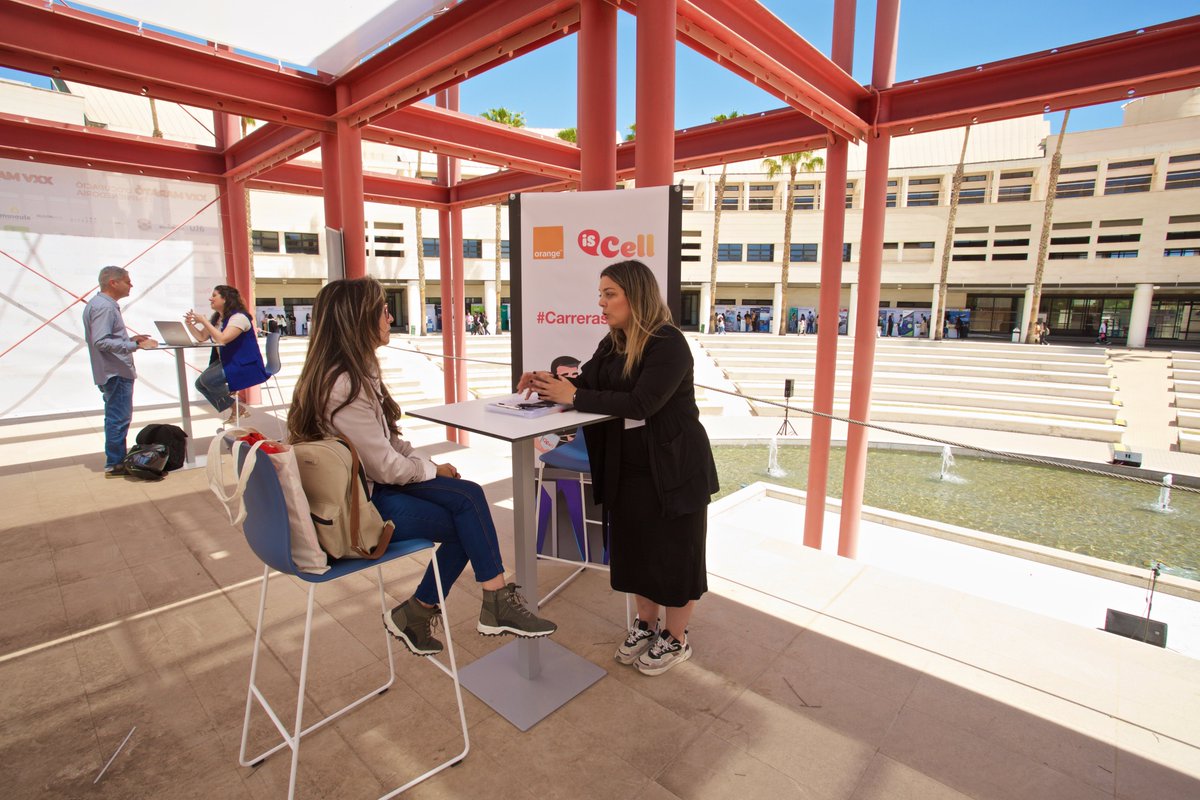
[1, 335, 1197, 799]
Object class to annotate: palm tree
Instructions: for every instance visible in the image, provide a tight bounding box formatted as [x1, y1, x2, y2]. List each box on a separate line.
[415, 150, 427, 335]
[934, 125, 971, 340]
[557, 127, 577, 143]
[624, 123, 636, 142]
[1026, 109, 1071, 343]
[148, 98, 163, 138]
[707, 112, 740, 333]
[481, 108, 527, 333]
[762, 151, 824, 334]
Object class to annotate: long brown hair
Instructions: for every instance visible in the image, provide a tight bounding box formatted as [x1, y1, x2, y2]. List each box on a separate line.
[209, 284, 249, 325]
[601, 260, 674, 378]
[287, 277, 402, 443]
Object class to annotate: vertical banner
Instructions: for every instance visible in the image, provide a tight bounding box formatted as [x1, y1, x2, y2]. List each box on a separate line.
[510, 186, 681, 383]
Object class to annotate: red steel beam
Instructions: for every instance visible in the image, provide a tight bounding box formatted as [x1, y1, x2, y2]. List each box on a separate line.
[0, 0, 334, 130]
[251, 162, 450, 209]
[449, 169, 571, 209]
[879, 16, 1200, 134]
[629, 109, 829, 175]
[0, 112, 224, 180]
[224, 125, 321, 180]
[336, 0, 580, 127]
[365, 104, 580, 180]
[690, 0, 868, 115]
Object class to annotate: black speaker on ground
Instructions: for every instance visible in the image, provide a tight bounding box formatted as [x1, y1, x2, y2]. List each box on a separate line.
[784, 379, 794, 398]
[1103, 608, 1167, 648]
[1112, 450, 1143, 468]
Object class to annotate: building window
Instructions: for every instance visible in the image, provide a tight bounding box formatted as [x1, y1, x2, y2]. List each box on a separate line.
[1104, 173, 1151, 194]
[843, 243, 852, 262]
[790, 243, 818, 262]
[1110, 158, 1155, 170]
[463, 239, 482, 258]
[748, 184, 775, 211]
[952, 254, 987, 261]
[1056, 179, 1095, 199]
[500, 239, 511, 259]
[1059, 164, 1097, 174]
[1166, 168, 1200, 190]
[845, 181, 856, 209]
[1096, 250, 1139, 259]
[997, 185, 1032, 202]
[1051, 236, 1090, 245]
[717, 243, 743, 262]
[1052, 221, 1092, 230]
[957, 174, 988, 204]
[906, 177, 941, 206]
[422, 238, 440, 257]
[252, 230, 280, 253]
[746, 243, 774, 262]
[995, 224, 1031, 232]
[1167, 231, 1200, 241]
[791, 182, 819, 210]
[993, 238, 1030, 247]
[1048, 252, 1088, 260]
[886, 179, 897, 208]
[680, 184, 694, 210]
[371, 234, 404, 258]
[720, 185, 742, 210]
[1165, 248, 1200, 257]
[992, 253, 1028, 261]
[1099, 218, 1142, 228]
[1097, 233, 1140, 244]
[954, 240, 987, 248]
[283, 232, 319, 254]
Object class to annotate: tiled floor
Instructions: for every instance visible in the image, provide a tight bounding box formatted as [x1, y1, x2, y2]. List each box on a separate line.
[2, 420, 1198, 799]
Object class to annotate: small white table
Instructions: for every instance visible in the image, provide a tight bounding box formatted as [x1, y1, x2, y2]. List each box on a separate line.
[157, 342, 219, 467]
[405, 396, 613, 731]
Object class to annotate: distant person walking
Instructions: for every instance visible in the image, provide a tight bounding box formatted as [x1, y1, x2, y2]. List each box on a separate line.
[83, 266, 158, 475]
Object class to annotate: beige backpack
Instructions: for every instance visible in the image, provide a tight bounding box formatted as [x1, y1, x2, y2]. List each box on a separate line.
[293, 437, 395, 559]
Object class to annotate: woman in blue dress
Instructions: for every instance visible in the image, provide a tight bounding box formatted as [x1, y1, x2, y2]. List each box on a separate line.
[185, 285, 269, 423]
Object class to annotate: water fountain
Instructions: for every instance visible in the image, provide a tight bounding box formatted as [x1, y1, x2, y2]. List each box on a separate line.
[1156, 474, 1174, 513]
[766, 435, 787, 478]
[940, 446, 955, 480]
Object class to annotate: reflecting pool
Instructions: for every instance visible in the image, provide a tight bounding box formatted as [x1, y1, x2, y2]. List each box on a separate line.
[713, 444, 1200, 582]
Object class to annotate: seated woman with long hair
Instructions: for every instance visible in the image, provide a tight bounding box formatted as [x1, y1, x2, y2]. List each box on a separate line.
[185, 285, 269, 424]
[286, 277, 556, 656]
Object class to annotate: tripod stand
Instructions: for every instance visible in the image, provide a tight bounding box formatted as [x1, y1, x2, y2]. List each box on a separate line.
[777, 379, 797, 436]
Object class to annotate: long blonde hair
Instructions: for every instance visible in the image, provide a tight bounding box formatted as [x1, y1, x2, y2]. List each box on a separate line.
[601, 260, 674, 378]
[287, 277, 402, 442]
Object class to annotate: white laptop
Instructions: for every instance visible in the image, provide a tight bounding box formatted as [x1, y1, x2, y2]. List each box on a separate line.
[154, 320, 196, 346]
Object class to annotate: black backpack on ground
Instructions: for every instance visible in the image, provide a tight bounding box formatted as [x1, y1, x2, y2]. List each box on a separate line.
[135, 424, 188, 472]
[122, 444, 169, 480]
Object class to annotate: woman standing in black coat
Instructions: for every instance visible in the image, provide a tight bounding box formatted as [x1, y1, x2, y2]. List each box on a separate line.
[520, 260, 718, 676]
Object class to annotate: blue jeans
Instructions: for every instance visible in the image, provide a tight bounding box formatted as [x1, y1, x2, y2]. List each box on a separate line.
[195, 362, 234, 412]
[100, 375, 134, 468]
[371, 476, 506, 606]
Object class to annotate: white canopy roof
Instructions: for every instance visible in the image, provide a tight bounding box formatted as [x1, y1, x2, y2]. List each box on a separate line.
[81, 0, 451, 76]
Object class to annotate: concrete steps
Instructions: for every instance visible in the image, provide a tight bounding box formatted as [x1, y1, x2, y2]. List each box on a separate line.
[1172, 352, 1200, 452]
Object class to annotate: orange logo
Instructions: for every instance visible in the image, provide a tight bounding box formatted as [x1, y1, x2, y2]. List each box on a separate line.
[532, 226, 564, 259]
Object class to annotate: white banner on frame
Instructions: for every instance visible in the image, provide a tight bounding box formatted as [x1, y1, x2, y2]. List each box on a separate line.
[0, 159, 225, 419]
[514, 186, 676, 379]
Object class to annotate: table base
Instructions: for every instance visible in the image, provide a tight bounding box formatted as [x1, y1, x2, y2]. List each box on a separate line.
[458, 640, 605, 731]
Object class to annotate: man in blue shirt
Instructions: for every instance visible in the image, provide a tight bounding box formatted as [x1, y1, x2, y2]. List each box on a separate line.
[82, 266, 157, 475]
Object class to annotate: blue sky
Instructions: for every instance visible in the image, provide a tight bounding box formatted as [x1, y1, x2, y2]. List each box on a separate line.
[4, 1, 1197, 136]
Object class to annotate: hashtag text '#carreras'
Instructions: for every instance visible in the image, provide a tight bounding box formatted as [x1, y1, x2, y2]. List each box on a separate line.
[538, 310, 607, 326]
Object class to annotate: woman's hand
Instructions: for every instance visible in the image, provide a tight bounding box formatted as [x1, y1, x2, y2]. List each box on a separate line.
[529, 372, 576, 405]
[516, 371, 541, 396]
[435, 462, 461, 479]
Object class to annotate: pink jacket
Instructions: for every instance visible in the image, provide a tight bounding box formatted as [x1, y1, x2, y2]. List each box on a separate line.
[327, 373, 436, 489]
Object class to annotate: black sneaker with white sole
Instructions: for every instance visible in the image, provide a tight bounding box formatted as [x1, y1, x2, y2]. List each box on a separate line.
[477, 583, 557, 638]
[635, 630, 692, 676]
[383, 597, 443, 656]
[615, 617, 658, 665]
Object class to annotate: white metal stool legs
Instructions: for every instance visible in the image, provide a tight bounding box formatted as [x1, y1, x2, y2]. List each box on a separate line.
[238, 556, 469, 798]
[534, 464, 608, 609]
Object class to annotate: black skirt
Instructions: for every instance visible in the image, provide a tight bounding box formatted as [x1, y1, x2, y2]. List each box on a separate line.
[606, 426, 708, 607]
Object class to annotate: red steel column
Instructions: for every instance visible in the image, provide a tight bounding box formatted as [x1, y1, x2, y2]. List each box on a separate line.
[634, 0, 676, 187]
[579, 0, 617, 190]
[803, 0, 857, 549]
[320, 131, 343, 279]
[437, 88, 466, 443]
[216, 112, 260, 403]
[335, 85, 366, 279]
[838, 0, 900, 559]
